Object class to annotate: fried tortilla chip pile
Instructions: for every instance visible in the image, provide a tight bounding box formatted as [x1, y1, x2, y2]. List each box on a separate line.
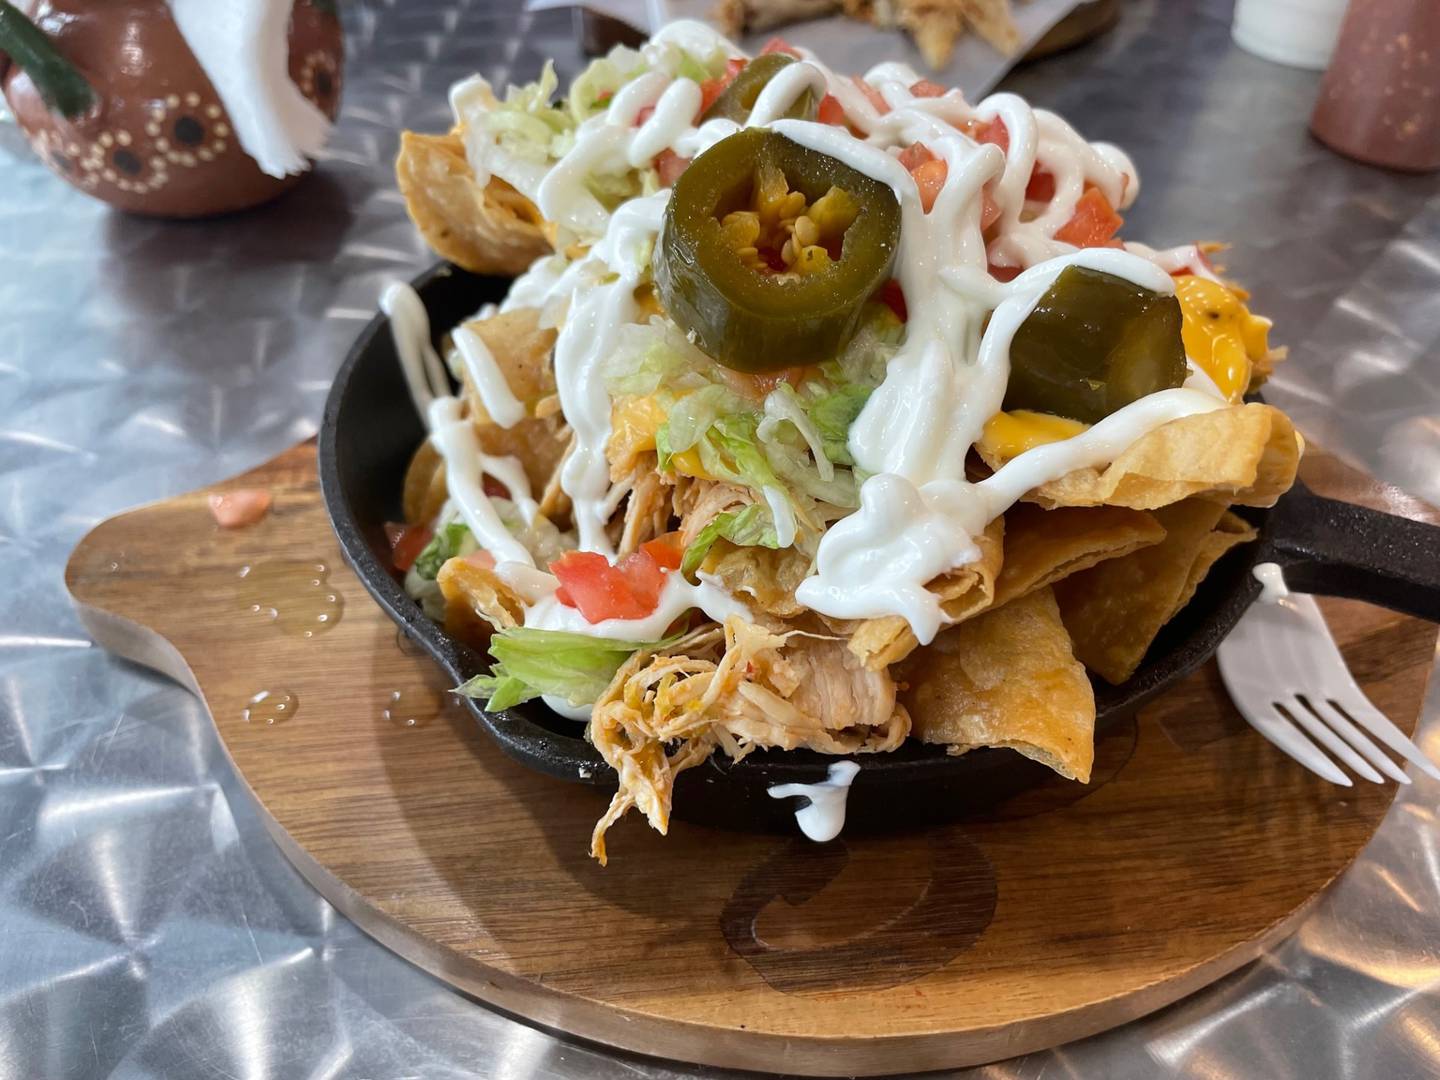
[396, 286, 1299, 862]
[712, 0, 1022, 69]
[391, 40, 1303, 863]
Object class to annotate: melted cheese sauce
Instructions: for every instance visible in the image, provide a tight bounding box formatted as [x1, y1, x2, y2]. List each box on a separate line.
[400, 20, 1257, 645]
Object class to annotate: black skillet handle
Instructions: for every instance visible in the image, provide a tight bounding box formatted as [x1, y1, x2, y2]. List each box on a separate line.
[1268, 482, 1440, 623]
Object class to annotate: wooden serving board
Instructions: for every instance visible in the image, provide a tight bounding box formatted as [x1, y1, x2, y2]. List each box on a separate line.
[65, 442, 1438, 1076]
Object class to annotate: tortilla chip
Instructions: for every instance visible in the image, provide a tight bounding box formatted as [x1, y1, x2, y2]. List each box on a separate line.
[437, 557, 524, 647]
[456, 308, 557, 413]
[981, 403, 1301, 512]
[993, 503, 1167, 608]
[902, 586, 1095, 782]
[455, 310, 569, 495]
[848, 517, 1006, 670]
[1052, 499, 1254, 685]
[1173, 511, 1258, 618]
[705, 543, 813, 619]
[402, 439, 448, 526]
[958, 0, 1021, 56]
[899, 1, 968, 68]
[396, 130, 551, 276]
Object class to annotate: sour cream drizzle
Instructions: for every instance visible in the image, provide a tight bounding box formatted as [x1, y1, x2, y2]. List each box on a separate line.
[453, 325, 526, 428]
[429, 21, 1240, 643]
[382, 282, 537, 566]
[768, 761, 861, 842]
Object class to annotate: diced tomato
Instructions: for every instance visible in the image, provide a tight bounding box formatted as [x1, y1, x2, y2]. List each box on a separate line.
[549, 549, 670, 623]
[636, 104, 655, 126]
[482, 475, 509, 499]
[719, 363, 817, 400]
[462, 550, 496, 570]
[698, 57, 746, 115]
[909, 79, 947, 98]
[760, 37, 801, 58]
[1055, 186, 1124, 248]
[1024, 168, 1056, 203]
[896, 141, 936, 172]
[911, 158, 948, 213]
[981, 189, 1001, 231]
[988, 263, 1022, 283]
[852, 76, 889, 115]
[655, 149, 690, 186]
[972, 116, 1009, 154]
[817, 93, 846, 126]
[876, 279, 908, 322]
[208, 488, 273, 528]
[641, 533, 685, 572]
[389, 523, 433, 573]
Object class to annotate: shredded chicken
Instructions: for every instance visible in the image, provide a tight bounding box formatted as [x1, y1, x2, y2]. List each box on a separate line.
[588, 618, 908, 862]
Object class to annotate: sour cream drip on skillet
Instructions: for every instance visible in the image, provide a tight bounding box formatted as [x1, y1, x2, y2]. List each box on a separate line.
[424, 21, 1233, 643]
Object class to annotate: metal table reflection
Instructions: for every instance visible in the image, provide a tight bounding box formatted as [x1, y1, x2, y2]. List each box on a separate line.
[1, 0, 1437, 1077]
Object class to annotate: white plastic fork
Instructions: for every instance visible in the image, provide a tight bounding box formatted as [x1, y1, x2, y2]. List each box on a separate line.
[1217, 589, 1440, 787]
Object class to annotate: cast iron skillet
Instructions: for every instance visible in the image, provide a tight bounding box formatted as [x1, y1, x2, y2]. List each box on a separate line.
[320, 263, 1440, 832]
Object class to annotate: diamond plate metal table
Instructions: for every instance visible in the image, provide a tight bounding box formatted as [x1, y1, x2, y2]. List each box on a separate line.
[2, 1, 1438, 1077]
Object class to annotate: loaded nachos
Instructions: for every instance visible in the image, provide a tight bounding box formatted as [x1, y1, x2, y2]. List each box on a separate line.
[386, 23, 1301, 862]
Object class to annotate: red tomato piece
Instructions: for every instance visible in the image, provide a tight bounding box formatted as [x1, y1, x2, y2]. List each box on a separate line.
[655, 149, 691, 187]
[549, 550, 666, 622]
[635, 104, 655, 126]
[698, 57, 746, 115]
[988, 263, 1022, 283]
[760, 37, 801, 57]
[876, 279, 908, 322]
[981, 189, 1001, 230]
[1055, 187, 1124, 247]
[817, 93, 846, 126]
[852, 76, 889, 115]
[616, 551, 664, 609]
[208, 488, 273, 528]
[389, 523, 433, 573]
[973, 116, 1009, 154]
[1024, 168, 1056, 203]
[896, 141, 936, 171]
[640, 533, 685, 572]
[909, 79, 947, 98]
[911, 158, 948, 213]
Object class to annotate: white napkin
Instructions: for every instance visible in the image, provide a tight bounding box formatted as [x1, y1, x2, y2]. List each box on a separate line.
[524, 0, 1084, 100]
[168, 0, 333, 178]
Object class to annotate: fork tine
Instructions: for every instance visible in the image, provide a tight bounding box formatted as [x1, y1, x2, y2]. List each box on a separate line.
[1235, 699, 1353, 786]
[1299, 697, 1412, 785]
[1327, 694, 1440, 782]
[1280, 700, 1385, 783]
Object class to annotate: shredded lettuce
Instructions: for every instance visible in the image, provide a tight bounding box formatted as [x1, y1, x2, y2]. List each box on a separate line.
[413, 522, 476, 581]
[602, 318, 714, 396]
[483, 61, 576, 166]
[454, 628, 672, 711]
[681, 503, 780, 578]
[665, 384, 748, 452]
[801, 383, 872, 467]
[597, 307, 902, 537]
[567, 46, 646, 122]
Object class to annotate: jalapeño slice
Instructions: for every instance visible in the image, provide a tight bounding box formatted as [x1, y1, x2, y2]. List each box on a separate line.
[655, 128, 901, 373]
[1003, 266, 1188, 424]
[701, 53, 815, 124]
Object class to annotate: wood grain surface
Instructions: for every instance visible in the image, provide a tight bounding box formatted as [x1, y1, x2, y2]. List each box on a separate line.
[64, 442, 1438, 1076]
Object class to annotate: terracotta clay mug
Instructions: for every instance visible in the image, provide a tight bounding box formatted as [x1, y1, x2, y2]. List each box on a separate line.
[0, 0, 344, 216]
